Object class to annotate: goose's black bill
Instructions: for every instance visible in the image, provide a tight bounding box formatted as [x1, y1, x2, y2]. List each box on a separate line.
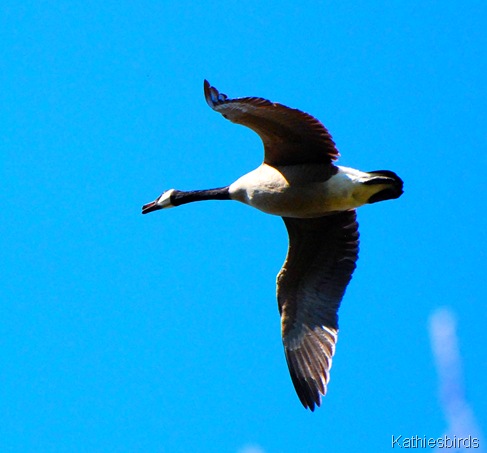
[142, 201, 162, 214]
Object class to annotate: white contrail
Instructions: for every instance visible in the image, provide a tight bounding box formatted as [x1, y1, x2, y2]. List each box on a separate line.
[429, 307, 484, 452]
[237, 444, 266, 453]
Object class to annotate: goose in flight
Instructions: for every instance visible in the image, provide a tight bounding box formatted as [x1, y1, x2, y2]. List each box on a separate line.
[142, 81, 403, 410]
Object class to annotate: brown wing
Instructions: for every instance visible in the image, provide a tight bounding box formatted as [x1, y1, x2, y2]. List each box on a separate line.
[277, 211, 359, 410]
[204, 80, 339, 166]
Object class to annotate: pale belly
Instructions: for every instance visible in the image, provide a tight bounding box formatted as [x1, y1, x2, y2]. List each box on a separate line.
[245, 184, 360, 217]
[229, 164, 374, 218]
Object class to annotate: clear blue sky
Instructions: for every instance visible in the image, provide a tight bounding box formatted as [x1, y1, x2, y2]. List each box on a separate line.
[2, 1, 486, 452]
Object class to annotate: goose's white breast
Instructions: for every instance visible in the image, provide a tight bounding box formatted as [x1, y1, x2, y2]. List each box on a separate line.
[229, 164, 375, 218]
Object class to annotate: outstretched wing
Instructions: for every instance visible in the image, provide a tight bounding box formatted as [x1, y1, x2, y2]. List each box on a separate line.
[277, 211, 359, 410]
[204, 80, 339, 167]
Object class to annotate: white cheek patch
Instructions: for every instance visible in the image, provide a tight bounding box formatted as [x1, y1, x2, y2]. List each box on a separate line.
[157, 189, 176, 209]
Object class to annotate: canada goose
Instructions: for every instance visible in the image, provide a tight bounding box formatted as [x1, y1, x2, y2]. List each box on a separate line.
[142, 81, 403, 410]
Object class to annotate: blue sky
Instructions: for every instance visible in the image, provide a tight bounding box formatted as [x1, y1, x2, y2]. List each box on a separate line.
[2, 1, 486, 452]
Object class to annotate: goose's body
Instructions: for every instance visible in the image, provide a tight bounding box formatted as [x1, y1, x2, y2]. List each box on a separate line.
[142, 81, 403, 410]
[230, 164, 393, 217]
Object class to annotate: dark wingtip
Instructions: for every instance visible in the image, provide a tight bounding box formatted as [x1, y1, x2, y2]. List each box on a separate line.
[203, 80, 228, 109]
[204, 79, 214, 108]
[286, 351, 324, 411]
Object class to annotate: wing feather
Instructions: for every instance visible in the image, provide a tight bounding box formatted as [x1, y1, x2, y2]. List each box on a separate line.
[278, 211, 359, 410]
[204, 80, 339, 166]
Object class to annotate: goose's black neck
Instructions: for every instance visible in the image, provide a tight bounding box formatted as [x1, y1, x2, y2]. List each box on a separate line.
[171, 187, 231, 206]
